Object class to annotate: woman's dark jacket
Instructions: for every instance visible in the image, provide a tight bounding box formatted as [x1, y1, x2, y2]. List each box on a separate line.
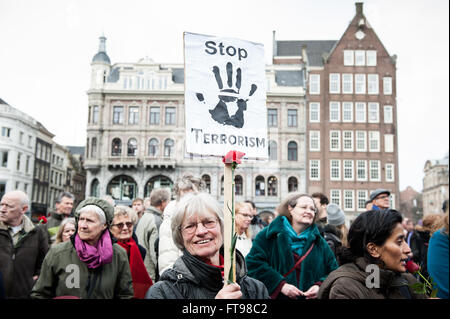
[146, 249, 269, 299]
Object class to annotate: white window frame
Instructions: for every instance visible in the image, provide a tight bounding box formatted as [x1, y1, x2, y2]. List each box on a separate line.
[356, 131, 367, 152]
[342, 102, 353, 122]
[309, 74, 320, 95]
[343, 131, 354, 152]
[384, 134, 394, 153]
[310, 160, 320, 181]
[330, 159, 341, 181]
[355, 74, 366, 94]
[390, 194, 396, 209]
[344, 190, 355, 211]
[330, 189, 341, 206]
[309, 131, 320, 152]
[342, 74, 353, 94]
[329, 102, 340, 122]
[355, 102, 366, 123]
[355, 50, 366, 66]
[386, 163, 395, 182]
[356, 160, 367, 181]
[369, 160, 381, 181]
[366, 50, 377, 66]
[330, 130, 341, 151]
[384, 105, 393, 123]
[368, 74, 379, 94]
[383, 77, 392, 95]
[329, 73, 340, 94]
[369, 131, 380, 152]
[343, 160, 354, 181]
[368, 102, 379, 123]
[344, 50, 354, 66]
[357, 190, 368, 211]
[309, 103, 320, 123]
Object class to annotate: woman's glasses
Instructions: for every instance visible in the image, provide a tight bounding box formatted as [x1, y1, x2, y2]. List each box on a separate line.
[112, 222, 133, 230]
[180, 219, 217, 234]
[237, 212, 256, 219]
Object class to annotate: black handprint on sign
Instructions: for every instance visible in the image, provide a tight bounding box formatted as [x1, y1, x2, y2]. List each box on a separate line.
[196, 62, 257, 128]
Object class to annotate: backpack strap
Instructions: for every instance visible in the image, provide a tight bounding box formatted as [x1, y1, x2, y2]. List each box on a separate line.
[283, 243, 315, 278]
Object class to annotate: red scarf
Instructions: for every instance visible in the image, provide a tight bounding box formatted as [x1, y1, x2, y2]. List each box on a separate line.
[205, 254, 225, 278]
[118, 238, 153, 299]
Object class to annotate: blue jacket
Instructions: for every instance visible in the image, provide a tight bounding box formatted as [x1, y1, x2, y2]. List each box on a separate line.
[245, 216, 338, 298]
[427, 229, 449, 299]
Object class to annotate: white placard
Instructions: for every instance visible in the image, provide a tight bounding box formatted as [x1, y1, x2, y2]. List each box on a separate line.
[184, 32, 268, 159]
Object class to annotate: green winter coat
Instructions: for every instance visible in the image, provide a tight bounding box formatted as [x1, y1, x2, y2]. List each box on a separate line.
[30, 236, 134, 299]
[245, 216, 338, 298]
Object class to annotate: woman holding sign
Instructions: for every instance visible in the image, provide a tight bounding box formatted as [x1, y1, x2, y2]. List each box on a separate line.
[246, 192, 338, 299]
[146, 192, 268, 299]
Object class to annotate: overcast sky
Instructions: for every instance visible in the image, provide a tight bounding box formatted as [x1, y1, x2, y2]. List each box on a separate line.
[0, 0, 448, 192]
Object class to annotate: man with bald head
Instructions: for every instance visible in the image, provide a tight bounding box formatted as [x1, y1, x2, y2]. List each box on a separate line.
[0, 190, 49, 298]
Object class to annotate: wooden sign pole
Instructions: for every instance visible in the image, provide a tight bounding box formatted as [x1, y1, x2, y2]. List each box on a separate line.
[223, 162, 236, 285]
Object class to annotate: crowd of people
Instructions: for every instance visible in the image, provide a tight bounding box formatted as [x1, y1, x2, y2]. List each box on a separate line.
[0, 177, 448, 300]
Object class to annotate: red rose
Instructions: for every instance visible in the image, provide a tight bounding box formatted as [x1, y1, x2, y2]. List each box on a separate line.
[38, 216, 48, 224]
[406, 259, 420, 274]
[222, 150, 245, 165]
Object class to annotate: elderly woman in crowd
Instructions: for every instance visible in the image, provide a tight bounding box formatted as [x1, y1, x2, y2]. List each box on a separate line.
[53, 217, 76, 246]
[318, 209, 427, 299]
[31, 198, 133, 299]
[110, 206, 153, 299]
[146, 192, 269, 299]
[234, 202, 254, 257]
[246, 192, 338, 299]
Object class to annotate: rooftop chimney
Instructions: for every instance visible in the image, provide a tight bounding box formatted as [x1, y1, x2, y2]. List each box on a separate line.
[356, 2, 363, 15]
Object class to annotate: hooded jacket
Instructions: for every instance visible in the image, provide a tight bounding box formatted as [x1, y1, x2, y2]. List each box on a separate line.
[146, 248, 269, 299]
[318, 257, 427, 299]
[245, 215, 338, 298]
[0, 216, 49, 299]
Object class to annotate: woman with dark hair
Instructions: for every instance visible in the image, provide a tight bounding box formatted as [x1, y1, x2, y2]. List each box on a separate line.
[318, 209, 427, 299]
[246, 192, 338, 299]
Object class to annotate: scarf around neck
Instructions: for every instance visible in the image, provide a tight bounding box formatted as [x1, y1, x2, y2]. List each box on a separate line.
[281, 216, 315, 257]
[117, 238, 153, 298]
[75, 230, 113, 269]
[181, 249, 224, 292]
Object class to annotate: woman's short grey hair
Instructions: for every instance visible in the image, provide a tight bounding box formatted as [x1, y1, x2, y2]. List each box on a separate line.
[171, 192, 223, 250]
[77, 204, 106, 225]
[173, 175, 206, 200]
[113, 205, 138, 225]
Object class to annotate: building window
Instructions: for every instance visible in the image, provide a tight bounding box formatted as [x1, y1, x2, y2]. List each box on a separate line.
[16, 153, 21, 171]
[1, 127, 11, 138]
[164, 139, 174, 157]
[356, 131, 367, 152]
[368, 74, 379, 94]
[287, 109, 297, 127]
[343, 50, 354, 66]
[150, 106, 160, 125]
[91, 179, 99, 197]
[25, 155, 30, 173]
[127, 138, 138, 156]
[309, 74, 320, 94]
[355, 50, 366, 66]
[267, 176, 278, 196]
[309, 103, 320, 122]
[268, 109, 278, 127]
[330, 189, 341, 206]
[288, 177, 298, 192]
[355, 74, 366, 94]
[369, 131, 380, 152]
[235, 175, 243, 196]
[330, 159, 341, 180]
[107, 175, 137, 201]
[329, 102, 340, 122]
[390, 194, 396, 209]
[255, 175, 265, 196]
[386, 163, 395, 182]
[128, 107, 139, 125]
[343, 131, 353, 151]
[287, 141, 298, 161]
[268, 140, 277, 160]
[368, 103, 379, 123]
[111, 138, 122, 156]
[310, 160, 320, 181]
[383, 77, 392, 95]
[357, 190, 368, 211]
[28, 135, 32, 148]
[165, 107, 176, 125]
[309, 131, 320, 151]
[355, 102, 366, 123]
[366, 50, 377, 66]
[201, 174, 211, 193]
[384, 105, 393, 123]
[19, 132, 24, 144]
[91, 137, 97, 158]
[356, 160, 367, 181]
[369, 160, 381, 181]
[113, 106, 124, 124]
[343, 160, 354, 181]
[342, 74, 353, 94]
[384, 134, 394, 153]
[330, 131, 341, 151]
[344, 190, 355, 211]
[92, 105, 99, 124]
[220, 176, 224, 196]
[342, 102, 353, 122]
[148, 138, 159, 157]
[329, 73, 340, 94]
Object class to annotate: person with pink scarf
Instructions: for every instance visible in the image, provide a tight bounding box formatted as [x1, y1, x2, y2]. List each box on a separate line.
[31, 198, 133, 299]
